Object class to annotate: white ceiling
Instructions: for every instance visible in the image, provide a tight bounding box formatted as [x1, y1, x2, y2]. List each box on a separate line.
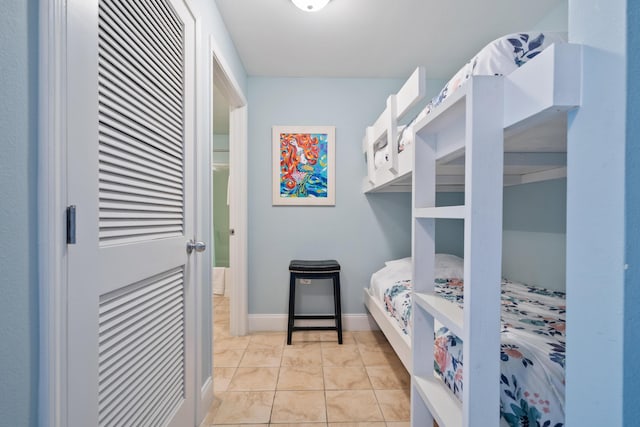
[212, 0, 563, 134]
[214, 0, 563, 79]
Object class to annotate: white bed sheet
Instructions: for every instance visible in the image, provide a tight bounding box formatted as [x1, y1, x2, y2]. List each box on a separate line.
[369, 258, 412, 302]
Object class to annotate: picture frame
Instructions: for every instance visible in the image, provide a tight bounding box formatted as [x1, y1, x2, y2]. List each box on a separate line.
[272, 125, 335, 206]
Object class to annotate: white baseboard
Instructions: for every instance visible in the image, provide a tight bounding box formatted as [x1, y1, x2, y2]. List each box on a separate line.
[197, 377, 213, 427]
[248, 313, 380, 332]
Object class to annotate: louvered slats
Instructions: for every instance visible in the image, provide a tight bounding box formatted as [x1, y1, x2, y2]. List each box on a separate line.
[98, 0, 185, 245]
[98, 267, 185, 427]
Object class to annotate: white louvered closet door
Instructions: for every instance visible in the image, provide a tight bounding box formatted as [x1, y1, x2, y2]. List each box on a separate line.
[66, 0, 197, 426]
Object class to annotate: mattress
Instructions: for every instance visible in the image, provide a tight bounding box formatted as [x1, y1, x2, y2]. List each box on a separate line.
[369, 254, 462, 336]
[369, 256, 566, 427]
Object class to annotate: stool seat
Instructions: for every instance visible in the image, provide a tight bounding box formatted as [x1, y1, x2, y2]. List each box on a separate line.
[287, 259, 342, 345]
[289, 259, 340, 273]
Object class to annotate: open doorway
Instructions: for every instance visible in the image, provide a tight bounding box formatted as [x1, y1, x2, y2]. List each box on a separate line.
[196, 39, 249, 422]
[212, 82, 230, 288]
[212, 80, 231, 334]
[209, 44, 248, 339]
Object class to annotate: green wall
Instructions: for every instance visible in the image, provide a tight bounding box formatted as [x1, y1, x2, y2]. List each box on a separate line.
[213, 167, 230, 267]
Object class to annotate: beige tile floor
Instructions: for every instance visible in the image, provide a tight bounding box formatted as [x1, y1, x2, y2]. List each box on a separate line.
[202, 296, 411, 427]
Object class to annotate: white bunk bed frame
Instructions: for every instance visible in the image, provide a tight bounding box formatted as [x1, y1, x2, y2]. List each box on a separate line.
[363, 285, 412, 371]
[363, 42, 582, 427]
[362, 66, 426, 193]
[364, 43, 580, 194]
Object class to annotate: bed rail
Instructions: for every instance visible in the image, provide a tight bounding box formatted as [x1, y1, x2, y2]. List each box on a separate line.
[363, 67, 425, 189]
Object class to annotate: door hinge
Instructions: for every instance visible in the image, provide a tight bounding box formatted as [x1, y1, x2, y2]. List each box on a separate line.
[66, 205, 76, 244]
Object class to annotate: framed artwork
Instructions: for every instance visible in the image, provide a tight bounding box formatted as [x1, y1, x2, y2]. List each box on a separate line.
[272, 125, 335, 206]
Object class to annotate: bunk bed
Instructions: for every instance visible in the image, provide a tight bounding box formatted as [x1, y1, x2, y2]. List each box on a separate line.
[365, 255, 566, 427]
[363, 31, 573, 194]
[364, 253, 467, 372]
[362, 32, 581, 427]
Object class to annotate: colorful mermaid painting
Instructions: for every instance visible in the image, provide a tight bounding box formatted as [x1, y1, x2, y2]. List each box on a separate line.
[279, 132, 329, 198]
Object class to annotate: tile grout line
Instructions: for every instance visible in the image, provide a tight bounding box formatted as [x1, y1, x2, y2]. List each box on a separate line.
[211, 298, 408, 425]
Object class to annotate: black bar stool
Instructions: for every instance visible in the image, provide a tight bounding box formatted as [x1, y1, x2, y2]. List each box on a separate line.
[287, 259, 343, 345]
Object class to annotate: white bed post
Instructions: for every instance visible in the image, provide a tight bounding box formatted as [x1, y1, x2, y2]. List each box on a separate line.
[362, 66, 425, 193]
[411, 127, 436, 427]
[461, 76, 504, 426]
[410, 75, 504, 427]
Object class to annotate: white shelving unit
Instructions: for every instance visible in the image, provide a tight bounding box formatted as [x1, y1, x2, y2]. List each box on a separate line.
[411, 76, 504, 427]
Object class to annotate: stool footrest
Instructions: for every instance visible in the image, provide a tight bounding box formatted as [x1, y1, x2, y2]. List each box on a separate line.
[292, 326, 339, 331]
[294, 315, 336, 320]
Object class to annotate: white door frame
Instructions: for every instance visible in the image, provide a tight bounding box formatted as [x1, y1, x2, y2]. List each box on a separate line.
[209, 35, 248, 338]
[38, 1, 69, 425]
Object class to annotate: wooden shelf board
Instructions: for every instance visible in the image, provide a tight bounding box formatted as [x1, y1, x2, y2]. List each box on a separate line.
[414, 374, 463, 427]
[414, 292, 464, 338]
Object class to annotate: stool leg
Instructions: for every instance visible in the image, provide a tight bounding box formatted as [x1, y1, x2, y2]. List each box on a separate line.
[287, 273, 296, 345]
[333, 273, 343, 344]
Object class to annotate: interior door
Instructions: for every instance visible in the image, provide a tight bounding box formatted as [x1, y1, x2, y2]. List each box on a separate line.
[66, 0, 198, 425]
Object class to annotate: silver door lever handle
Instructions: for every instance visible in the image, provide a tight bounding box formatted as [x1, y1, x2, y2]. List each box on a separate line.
[186, 240, 206, 254]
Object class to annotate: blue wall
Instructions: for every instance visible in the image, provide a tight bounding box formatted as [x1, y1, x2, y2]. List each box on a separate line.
[567, 0, 626, 424]
[247, 77, 453, 315]
[503, 179, 566, 291]
[247, 77, 410, 315]
[0, 1, 39, 426]
[244, 76, 570, 316]
[434, 193, 465, 258]
[435, 179, 567, 292]
[625, 0, 640, 423]
[532, 0, 568, 32]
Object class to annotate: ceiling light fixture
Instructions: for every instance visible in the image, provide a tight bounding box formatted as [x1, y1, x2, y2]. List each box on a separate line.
[292, 0, 330, 12]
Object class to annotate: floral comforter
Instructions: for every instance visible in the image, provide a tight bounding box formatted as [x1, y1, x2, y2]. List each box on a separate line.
[383, 279, 413, 335]
[382, 277, 566, 427]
